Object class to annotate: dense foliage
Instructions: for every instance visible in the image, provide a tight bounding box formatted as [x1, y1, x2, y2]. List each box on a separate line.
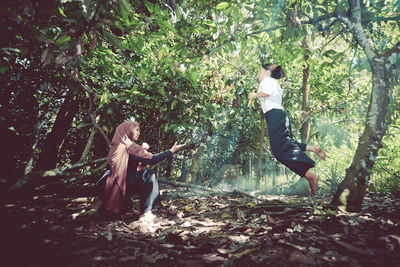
[1, 0, 399, 200]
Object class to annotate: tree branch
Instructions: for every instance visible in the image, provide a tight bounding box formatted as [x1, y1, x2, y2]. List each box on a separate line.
[65, 72, 111, 148]
[336, 1, 377, 62]
[367, 15, 400, 24]
[301, 11, 338, 26]
[119, 63, 143, 86]
[185, 25, 285, 61]
[384, 41, 400, 57]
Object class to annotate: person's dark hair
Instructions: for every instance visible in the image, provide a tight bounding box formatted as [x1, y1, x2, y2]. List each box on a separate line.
[262, 63, 285, 79]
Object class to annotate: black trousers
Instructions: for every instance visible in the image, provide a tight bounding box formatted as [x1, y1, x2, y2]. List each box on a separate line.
[265, 109, 315, 177]
[126, 169, 159, 214]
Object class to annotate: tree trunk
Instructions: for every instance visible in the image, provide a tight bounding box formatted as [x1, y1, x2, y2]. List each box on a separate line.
[300, 38, 311, 143]
[165, 156, 173, 178]
[79, 126, 96, 162]
[178, 157, 190, 182]
[188, 123, 211, 183]
[256, 111, 265, 189]
[35, 87, 81, 171]
[188, 145, 204, 183]
[331, 0, 398, 211]
[331, 62, 391, 211]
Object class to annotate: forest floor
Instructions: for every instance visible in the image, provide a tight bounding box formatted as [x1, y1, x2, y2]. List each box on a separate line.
[3, 183, 400, 267]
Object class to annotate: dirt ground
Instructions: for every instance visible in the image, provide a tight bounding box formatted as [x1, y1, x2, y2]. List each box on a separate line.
[3, 184, 400, 266]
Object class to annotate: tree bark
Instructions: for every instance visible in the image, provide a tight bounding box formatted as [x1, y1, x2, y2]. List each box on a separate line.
[188, 123, 211, 183]
[331, 0, 397, 211]
[35, 87, 81, 171]
[256, 111, 265, 189]
[165, 156, 173, 178]
[300, 37, 311, 143]
[78, 126, 96, 162]
[188, 145, 204, 183]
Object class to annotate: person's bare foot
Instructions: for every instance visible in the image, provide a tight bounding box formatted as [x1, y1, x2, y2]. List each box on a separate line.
[304, 172, 318, 196]
[314, 146, 326, 160]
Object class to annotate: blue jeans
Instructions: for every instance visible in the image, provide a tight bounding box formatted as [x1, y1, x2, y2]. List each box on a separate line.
[126, 169, 160, 213]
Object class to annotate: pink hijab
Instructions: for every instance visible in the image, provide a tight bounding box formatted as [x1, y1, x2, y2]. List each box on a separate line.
[102, 121, 153, 214]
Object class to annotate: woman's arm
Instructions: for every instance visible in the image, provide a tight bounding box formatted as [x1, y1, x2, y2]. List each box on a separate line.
[249, 91, 269, 99]
[130, 141, 185, 165]
[129, 150, 172, 165]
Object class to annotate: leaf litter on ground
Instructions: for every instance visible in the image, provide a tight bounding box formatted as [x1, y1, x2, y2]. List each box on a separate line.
[3, 184, 400, 266]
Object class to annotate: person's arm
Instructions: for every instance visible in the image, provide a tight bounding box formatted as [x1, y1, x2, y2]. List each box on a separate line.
[249, 91, 269, 99]
[130, 141, 185, 165]
[129, 150, 172, 165]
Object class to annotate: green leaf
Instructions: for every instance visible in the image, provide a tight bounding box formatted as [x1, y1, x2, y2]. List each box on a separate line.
[140, 69, 146, 83]
[103, 31, 125, 50]
[119, 0, 132, 14]
[221, 213, 231, 219]
[232, 7, 240, 21]
[100, 90, 110, 105]
[158, 87, 165, 96]
[58, 7, 66, 17]
[173, 126, 181, 133]
[155, 17, 176, 33]
[216, 2, 230, 10]
[204, 20, 216, 27]
[175, 6, 181, 20]
[247, 202, 255, 207]
[0, 64, 9, 74]
[80, 0, 95, 21]
[55, 35, 71, 47]
[323, 49, 337, 57]
[144, 1, 154, 13]
[188, 70, 197, 86]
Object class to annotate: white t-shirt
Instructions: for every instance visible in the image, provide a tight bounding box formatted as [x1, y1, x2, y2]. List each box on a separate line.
[258, 77, 283, 113]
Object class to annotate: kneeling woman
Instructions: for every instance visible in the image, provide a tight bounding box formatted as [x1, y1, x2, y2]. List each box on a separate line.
[249, 63, 326, 195]
[97, 120, 184, 221]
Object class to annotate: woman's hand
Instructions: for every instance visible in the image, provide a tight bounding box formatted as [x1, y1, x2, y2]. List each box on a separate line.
[122, 135, 133, 147]
[170, 142, 185, 153]
[142, 142, 150, 150]
[248, 90, 256, 107]
[248, 90, 256, 99]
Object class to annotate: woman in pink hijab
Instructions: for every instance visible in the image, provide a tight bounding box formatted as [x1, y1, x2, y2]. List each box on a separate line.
[96, 120, 184, 222]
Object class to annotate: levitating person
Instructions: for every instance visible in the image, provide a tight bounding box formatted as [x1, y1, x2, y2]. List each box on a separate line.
[249, 63, 326, 195]
[95, 120, 185, 222]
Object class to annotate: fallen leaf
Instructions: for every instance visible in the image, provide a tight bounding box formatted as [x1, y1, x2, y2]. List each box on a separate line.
[217, 245, 238, 255]
[106, 231, 112, 241]
[308, 246, 321, 254]
[185, 205, 197, 212]
[231, 247, 259, 259]
[143, 252, 168, 263]
[266, 213, 276, 224]
[221, 213, 231, 219]
[160, 243, 175, 248]
[236, 208, 246, 221]
[229, 235, 249, 244]
[247, 202, 255, 207]
[289, 251, 316, 264]
[333, 239, 375, 256]
[202, 253, 227, 263]
[119, 256, 137, 263]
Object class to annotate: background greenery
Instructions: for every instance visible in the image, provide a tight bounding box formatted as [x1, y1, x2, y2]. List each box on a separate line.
[1, 0, 399, 198]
